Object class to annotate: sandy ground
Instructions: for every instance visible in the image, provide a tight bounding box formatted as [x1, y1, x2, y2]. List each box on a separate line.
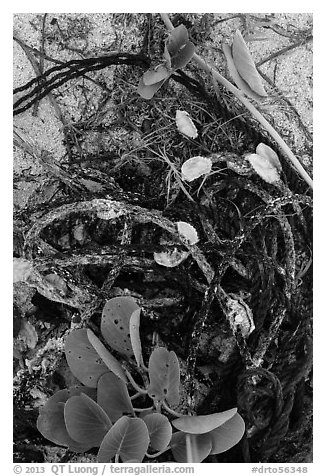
[13, 13, 312, 208]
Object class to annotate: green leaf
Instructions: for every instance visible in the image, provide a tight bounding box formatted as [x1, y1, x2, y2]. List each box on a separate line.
[232, 30, 267, 98]
[209, 412, 245, 454]
[167, 25, 189, 58]
[143, 413, 172, 452]
[101, 296, 140, 358]
[137, 76, 166, 100]
[143, 65, 171, 85]
[247, 153, 281, 184]
[97, 372, 134, 423]
[129, 308, 144, 368]
[170, 432, 212, 463]
[87, 329, 128, 383]
[37, 386, 96, 451]
[64, 393, 112, 447]
[223, 43, 266, 102]
[153, 249, 190, 268]
[172, 408, 237, 434]
[256, 143, 282, 171]
[65, 329, 108, 388]
[171, 41, 195, 70]
[97, 416, 150, 463]
[147, 347, 180, 406]
[13, 258, 34, 283]
[181, 156, 212, 182]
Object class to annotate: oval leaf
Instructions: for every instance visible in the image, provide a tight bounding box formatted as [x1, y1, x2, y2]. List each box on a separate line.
[64, 393, 112, 447]
[37, 387, 96, 451]
[147, 347, 180, 406]
[129, 308, 144, 368]
[97, 372, 134, 423]
[256, 143, 282, 171]
[87, 329, 127, 383]
[172, 407, 237, 434]
[98, 416, 150, 463]
[181, 156, 212, 182]
[137, 76, 166, 100]
[209, 412, 245, 454]
[101, 296, 140, 358]
[171, 41, 195, 70]
[65, 329, 109, 388]
[177, 221, 199, 245]
[223, 43, 265, 102]
[167, 25, 189, 57]
[170, 432, 212, 463]
[143, 413, 172, 452]
[154, 249, 189, 268]
[232, 29, 267, 97]
[247, 153, 281, 184]
[143, 64, 170, 86]
[175, 110, 198, 139]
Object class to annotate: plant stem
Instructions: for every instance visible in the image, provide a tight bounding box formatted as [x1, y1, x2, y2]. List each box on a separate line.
[159, 13, 313, 190]
[186, 434, 194, 463]
[125, 369, 148, 394]
[162, 400, 185, 417]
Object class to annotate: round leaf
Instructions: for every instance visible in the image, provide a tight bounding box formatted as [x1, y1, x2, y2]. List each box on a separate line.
[87, 329, 127, 383]
[65, 329, 108, 388]
[154, 249, 189, 268]
[13, 258, 33, 283]
[181, 156, 212, 182]
[256, 143, 282, 171]
[170, 432, 212, 463]
[177, 221, 199, 245]
[232, 30, 267, 98]
[167, 25, 189, 57]
[64, 393, 112, 447]
[143, 413, 172, 451]
[143, 65, 170, 86]
[175, 110, 198, 139]
[171, 41, 195, 70]
[101, 296, 140, 358]
[172, 407, 237, 434]
[209, 412, 245, 454]
[137, 76, 166, 100]
[97, 372, 134, 423]
[37, 386, 96, 451]
[147, 347, 180, 406]
[247, 153, 281, 184]
[98, 416, 150, 463]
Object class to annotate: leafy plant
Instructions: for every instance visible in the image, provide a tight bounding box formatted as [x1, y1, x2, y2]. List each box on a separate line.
[37, 295, 245, 462]
[138, 25, 195, 99]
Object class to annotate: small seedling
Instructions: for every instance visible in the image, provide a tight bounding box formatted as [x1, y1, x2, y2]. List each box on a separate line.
[37, 296, 245, 462]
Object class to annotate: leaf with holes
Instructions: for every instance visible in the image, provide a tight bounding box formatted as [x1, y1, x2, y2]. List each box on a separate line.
[129, 308, 144, 368]
[147, 347, 180, 406]
[232, 29, 267, 98]
[143, 64, 171, 85]
[87, 329, 127, 383]
[97, 372, 134, 423]
[181, 156, 212, 182]
[209, 412, 245, 454]
[65, 329, 108, 388]
[143, 413, 172, 452]
[97, 416, 150, 463]
[101, 296, 140, 358]
[37, 386, 96, 451]
[170, 431, 212, 463]
[64, 393, 112, 447]
[172, 408, 237, 434]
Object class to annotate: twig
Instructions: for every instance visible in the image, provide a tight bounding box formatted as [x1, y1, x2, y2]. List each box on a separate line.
[159, 13, 313, 190]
